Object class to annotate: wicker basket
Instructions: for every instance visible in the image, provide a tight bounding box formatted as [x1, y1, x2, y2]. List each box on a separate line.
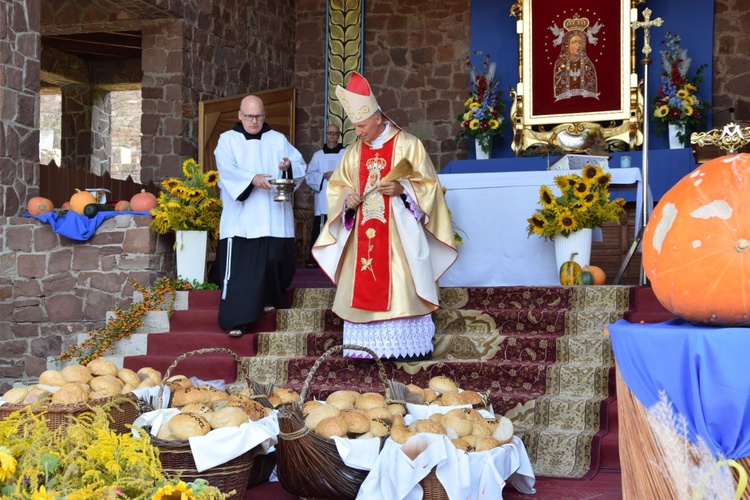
[275, 344, 406, 500]
[420, 468, 448, 500]
[151, 348, 275, 497]
[0, 392, 138, 434]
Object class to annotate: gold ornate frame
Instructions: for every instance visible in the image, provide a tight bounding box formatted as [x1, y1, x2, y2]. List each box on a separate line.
[509, 0, 643, 155]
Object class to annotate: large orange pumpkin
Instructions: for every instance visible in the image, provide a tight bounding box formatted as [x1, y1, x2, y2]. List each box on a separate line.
[642, 153, 750, 326]
[27, 197, 54, 216]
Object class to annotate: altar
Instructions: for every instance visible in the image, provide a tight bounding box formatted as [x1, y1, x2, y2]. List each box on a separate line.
[437, 168, 646, 287]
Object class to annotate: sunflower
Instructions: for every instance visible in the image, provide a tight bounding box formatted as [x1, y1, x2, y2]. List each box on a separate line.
[557, 210, 578, 232]
[204, 170, 219, 187]
[581, 165, 598, 180]
[655, 105, 670, 118]
[539, 185, 555, 208]
[0, 446, 17, 482]
[469, 119, 480, 130]
[572, 182, 589, 198]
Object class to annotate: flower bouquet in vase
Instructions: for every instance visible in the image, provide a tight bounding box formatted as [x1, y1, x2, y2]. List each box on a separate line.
[150, 158, 222, 283]
[455, 51, 505, 159]
[652, 32, 709, 148]
[526, 165, 626, 272]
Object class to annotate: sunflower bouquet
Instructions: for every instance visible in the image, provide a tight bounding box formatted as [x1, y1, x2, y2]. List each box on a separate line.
[526, 165, 626, 241]
[150, 158, 222, 240]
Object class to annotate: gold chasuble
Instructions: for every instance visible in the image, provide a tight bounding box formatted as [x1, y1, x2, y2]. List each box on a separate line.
[312, 126, 458, 325]
[352, 141, 395, 311]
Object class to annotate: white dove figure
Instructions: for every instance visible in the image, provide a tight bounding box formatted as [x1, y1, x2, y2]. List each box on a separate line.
[549, 23, 565, 46]
[587, 20, 603, 45]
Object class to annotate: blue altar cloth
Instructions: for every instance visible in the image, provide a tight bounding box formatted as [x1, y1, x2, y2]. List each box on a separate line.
[25, 210, 151, 241]
[610, 319, 750, 459]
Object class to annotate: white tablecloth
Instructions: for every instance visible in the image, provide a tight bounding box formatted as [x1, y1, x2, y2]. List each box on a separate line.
[438, 168, 649, 287]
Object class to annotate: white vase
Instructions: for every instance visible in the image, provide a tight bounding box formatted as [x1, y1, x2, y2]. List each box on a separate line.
[175, 230, 208, 284]
[554, 228, 593, 273]
[668, 123, 685, 149]
[475, 138, 490, 160]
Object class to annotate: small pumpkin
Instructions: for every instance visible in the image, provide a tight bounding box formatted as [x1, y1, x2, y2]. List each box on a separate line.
[643, 153, 750, 326]
[114, 200, 131, 212]
[27, 196, 54, 216]
[70, 189, 97, 214]
[130, 189, 158, 212]
[559, 252, 582, 285]
[585, 265, 606, 285]
[578, 268, 594, 285]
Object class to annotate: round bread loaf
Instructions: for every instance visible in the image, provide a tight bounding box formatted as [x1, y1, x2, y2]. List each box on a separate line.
[305, 404, 340, 430]
[168, 412, 211, 440]
[22, 386, 51, 405]
[442, 413, 474, 438]
[2, 386, 29, 404]
[165, 375, 193, 390]
[39, 370, 67, 387]
[87, 358, 118, 377]
[439, 391, 465, 407]
[428, 375, 458, 394]
[136, 366, 162, 384]
[172, 387, 211, 407]
[117, 368, 141, 387]
[326, 390, 359, 410]
[369, 417, 391, 437]
[315, 416, 349, 438]
[208, 406, 249, 429]
[390, 425, 415, 444]
[459, 390, 485, 407]
[269, 387, 300, 407]
[365, 406, 392, 423]
[355, 393, 386, 411]
[387, 403, 406, 416]
[470, 420, 493, 437]
[180, 403, 212, 414]
[51, 382, 89, 405]
[61, 364, 93, 384]
[227, 399, 268, 421]
[302, 400, 324, 416]
[89, 375, 124, 398]
[423, 389, 437, 404]
[451, 438, 472, 451]
[340, 410, 370, 434]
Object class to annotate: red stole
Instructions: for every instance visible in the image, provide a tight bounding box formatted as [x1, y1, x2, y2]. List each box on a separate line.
[351, 139, 397, 311]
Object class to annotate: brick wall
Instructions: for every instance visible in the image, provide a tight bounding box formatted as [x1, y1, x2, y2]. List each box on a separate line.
[0, 215, 172, 393]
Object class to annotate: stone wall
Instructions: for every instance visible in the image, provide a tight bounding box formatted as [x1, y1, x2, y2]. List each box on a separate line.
[713, 0, 750, 127]
[0, 215, 172, 393]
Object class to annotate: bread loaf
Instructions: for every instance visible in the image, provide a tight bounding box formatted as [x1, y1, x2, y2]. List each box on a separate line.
[326, 390, 359, 410]
[305, 404, 340, 430]
[89, 375, 124, 398]
[492, 416, 514, 445]
[172, 387, 211, 407]
[428, 375, 458, 394]
[87, 358, 118, 377]
[207, 406, 249, 429]
[340, 410, 370, 434]
[315, 416, 349, 438]
[61, 364, 93, 384]
[51, 383, 89, 404]
[2, 387, 29, 404]
[268, 387, 300, 407]
[168, 413, 211, 440]
[355, 393, 386, 411]
[117, 368, 141, 387]
[39, 370, 67, 387]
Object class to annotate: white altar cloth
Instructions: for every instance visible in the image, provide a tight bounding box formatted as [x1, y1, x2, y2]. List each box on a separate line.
[438, 168, 648, 287]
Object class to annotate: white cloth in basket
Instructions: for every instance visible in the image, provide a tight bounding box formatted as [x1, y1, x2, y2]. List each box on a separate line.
[331, 436, 383, 470]
[356, 433, 536, 499]
[132, 409, 279, 473]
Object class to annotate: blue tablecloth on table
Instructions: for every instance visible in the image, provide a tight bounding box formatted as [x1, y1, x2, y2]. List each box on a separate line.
[610, 318, 750, 459]
[25, 210, 151, 241]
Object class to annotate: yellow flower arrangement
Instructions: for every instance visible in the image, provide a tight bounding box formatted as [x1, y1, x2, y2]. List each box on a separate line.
[0, 405, 228, 499]
[455, 51, 505, 156]
[652, 32, 709, 142]
[526, 165, 626, 241]
[150, 158, 222, 240]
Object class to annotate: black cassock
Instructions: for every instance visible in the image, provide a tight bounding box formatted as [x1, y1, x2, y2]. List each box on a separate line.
[213, 236, 295, 331]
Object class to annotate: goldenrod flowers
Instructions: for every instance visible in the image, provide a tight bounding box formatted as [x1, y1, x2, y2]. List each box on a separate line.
[527, 165, 626, 241]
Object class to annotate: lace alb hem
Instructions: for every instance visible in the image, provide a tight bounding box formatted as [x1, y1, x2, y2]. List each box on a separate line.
[343, 315, 434, 359]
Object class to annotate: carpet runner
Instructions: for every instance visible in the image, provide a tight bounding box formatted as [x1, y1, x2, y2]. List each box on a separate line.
[122, 275, 631, 479]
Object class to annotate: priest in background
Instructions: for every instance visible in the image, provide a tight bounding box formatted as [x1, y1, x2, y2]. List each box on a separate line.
[312, 72, 457, 360]
[305, 123, 346, 267]
[213, 94, 306, 337]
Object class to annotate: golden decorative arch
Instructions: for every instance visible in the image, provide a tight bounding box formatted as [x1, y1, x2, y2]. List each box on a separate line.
[326, 0, 364, 147]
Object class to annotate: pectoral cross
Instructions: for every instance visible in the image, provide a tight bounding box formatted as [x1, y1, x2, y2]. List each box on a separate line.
[632, 8, 663, 64]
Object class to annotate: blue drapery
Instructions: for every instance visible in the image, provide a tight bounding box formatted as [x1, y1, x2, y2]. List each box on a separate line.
[610, 318, 750, 459]
[25, 211, 151, 241]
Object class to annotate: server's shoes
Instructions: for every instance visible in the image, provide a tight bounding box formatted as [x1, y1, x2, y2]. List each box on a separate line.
[263, 306, 276, 313]
[227, 328, 245, 337]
